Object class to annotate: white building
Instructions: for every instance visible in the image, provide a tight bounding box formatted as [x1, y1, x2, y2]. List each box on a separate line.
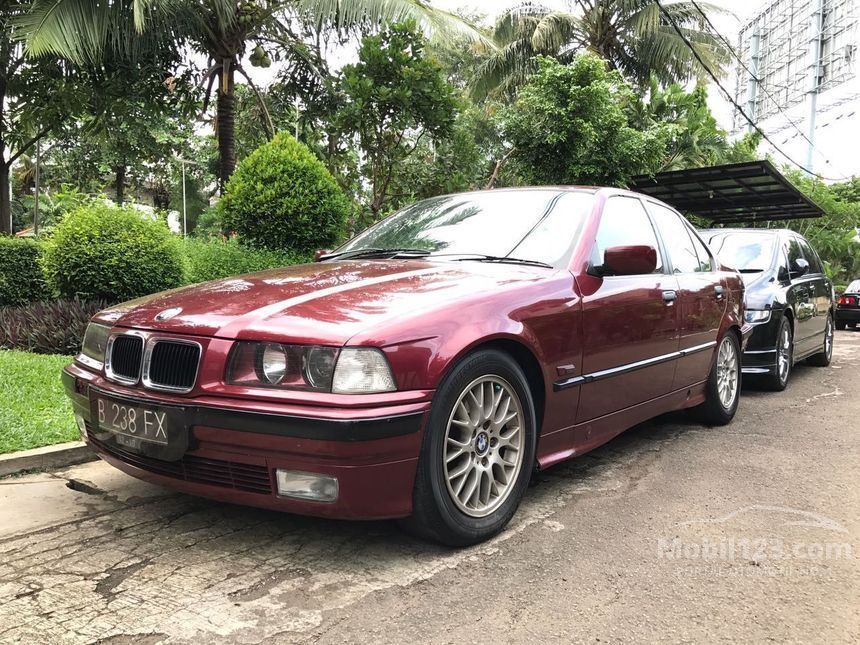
[732, 0, 859, 179]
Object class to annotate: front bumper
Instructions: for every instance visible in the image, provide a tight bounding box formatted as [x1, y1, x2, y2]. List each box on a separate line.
[63, 364, 429, 519]
[740, 315, 780, 375]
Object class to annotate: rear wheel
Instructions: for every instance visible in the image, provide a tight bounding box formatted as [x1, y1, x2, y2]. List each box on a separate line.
[693, 332, 741, 426]
[403, 349, 537, 546]
[761, 317, 793, 391]
[836, 320, 847, 331]
[807, 314, 834, 367]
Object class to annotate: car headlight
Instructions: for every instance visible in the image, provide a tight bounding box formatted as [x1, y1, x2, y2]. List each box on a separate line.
[744, 309, 771, 324]
[257, 343, 288, 384]
[332, 348, 397, 394]
[227, 342, 339, 391]
[80, 322, 111, 367]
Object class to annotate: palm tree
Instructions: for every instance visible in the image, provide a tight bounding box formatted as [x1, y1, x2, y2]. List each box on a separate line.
[472, 0, 728, 100]
[18, 0, 486, 190]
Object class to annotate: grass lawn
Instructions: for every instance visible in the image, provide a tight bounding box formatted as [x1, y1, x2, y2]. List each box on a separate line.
[0, 350, 77, 454]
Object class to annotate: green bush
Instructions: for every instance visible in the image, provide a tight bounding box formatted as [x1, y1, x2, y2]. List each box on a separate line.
[41, 202, 185, 302]
[184, 238, 310, 284]
[219, 132, 350, 253]
[0, 300, 106, 355]
[0, 238, 50, 306]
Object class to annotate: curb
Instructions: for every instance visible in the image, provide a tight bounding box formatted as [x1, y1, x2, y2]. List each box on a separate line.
[0, 441, 98, 478]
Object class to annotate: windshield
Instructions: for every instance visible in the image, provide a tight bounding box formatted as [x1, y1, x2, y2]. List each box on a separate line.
[707, 233, 776, 272]
[846, 280, 860, 293]
[335, 190, 595, 268]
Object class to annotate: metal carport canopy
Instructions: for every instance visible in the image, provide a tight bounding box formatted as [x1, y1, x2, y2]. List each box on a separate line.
[631, 160, 824, 224]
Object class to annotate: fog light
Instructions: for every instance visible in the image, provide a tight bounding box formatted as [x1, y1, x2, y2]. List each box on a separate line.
[275, 470, 338, 502]
[74, 413, 88, 439]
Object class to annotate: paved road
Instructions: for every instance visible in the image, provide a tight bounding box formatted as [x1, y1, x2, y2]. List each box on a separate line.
[2, 332, 859, 644]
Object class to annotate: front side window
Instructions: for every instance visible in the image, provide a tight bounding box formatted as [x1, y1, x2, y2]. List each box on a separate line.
[595, 197, 663, 273]
[336, 190, 595, 268]
[786, 236, 804, 270]
[796, 237, 823, 274]
[647, 203, 699, 274]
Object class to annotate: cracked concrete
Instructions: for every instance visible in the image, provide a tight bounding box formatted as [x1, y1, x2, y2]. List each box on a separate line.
[1, 332, 859, 644]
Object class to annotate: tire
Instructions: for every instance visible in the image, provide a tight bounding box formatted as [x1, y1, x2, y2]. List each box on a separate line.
[693, 332, 741, 426]
[836, 320, 846, 331]
[402, 349, 537, 546]
[761, 317, 793, 391]
[807, 314, 834, 367]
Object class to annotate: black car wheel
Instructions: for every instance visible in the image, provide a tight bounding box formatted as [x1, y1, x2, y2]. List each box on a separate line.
[762, 317, 793, 391]
[836, 320, 847, 331]
[403, 349, 537, 546]
[693, 332, 741, 426]
[807, 314, 834, 367]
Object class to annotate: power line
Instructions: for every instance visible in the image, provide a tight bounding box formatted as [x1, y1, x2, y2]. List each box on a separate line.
[688, 0, 847, 177]
[654, 0, 850, 182]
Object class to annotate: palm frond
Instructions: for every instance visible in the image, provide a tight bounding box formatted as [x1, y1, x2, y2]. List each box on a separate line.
[293, 0, 492, 46]
[531, 12, 580, 52]
[17, 0, 187, 64]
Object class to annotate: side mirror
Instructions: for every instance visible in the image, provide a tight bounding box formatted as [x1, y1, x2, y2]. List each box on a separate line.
[790, 257, 809, 278]
[314, 249, 332, 262]
[602, 245, 658, 276]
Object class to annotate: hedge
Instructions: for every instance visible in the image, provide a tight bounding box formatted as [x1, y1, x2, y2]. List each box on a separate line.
[0, 238, 50, 306]
[219, 132, 350, 253]
[40, 202, 185, 302]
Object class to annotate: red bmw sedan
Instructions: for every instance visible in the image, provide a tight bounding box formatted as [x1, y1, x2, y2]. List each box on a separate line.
[63, 187, 750, 545]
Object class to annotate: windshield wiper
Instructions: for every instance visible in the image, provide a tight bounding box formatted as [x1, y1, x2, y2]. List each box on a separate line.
[738, 268, 765, 273]
[319, 247, 432, 261]
[451, 254, 554, 269]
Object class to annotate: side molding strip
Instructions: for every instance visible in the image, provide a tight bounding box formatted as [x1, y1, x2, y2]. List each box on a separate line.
[553, 340, 717, 392]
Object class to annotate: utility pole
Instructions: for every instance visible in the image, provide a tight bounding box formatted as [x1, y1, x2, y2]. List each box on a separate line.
[181, 159, 187, 237]
[806, 0, 825, 174]
[33, 139, 40, 236]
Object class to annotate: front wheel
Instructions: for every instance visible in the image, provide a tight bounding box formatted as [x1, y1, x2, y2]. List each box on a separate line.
[693, 332, 741, 426]
[403, 349, 537, 546]
[807, 314, 834, 367]
[761, 317, 793, 391]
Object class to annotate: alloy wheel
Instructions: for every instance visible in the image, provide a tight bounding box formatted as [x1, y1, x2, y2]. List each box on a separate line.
[824, 317, 834, 361]
[777, 324, 792, 383]
[443, 376, 525, 518]
[716, 337, 739, 410]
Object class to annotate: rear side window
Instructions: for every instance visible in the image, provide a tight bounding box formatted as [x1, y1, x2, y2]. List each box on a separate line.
[595, 197, 663, 273]
[647, 203, 703, 273]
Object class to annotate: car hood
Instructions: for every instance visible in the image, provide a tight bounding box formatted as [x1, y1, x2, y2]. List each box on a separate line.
[96, 259, 554, 345]
[740, 270, 781, 309]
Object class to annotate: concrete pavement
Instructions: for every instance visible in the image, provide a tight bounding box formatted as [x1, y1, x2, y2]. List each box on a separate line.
[1, 332, 858, 644]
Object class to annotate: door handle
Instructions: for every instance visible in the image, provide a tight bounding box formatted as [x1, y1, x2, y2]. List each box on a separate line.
[662, 290, 677, 303]
[714, 285, 725, 299]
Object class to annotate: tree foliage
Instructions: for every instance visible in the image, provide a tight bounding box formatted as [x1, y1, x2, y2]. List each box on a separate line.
[334, 21, 458, 218]
[472, 0, 729, 100]
[503, 55, 666, 187]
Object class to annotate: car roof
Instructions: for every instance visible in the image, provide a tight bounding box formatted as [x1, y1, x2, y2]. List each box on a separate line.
[700, 228, 788, 237]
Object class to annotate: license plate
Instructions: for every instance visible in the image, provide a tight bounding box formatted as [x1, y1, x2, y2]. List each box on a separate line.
[94, 397, 172, 445]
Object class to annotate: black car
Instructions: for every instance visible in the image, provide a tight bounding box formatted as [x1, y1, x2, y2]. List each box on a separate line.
[836, 280, 860, 330]
[703, 228, 834, 390]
